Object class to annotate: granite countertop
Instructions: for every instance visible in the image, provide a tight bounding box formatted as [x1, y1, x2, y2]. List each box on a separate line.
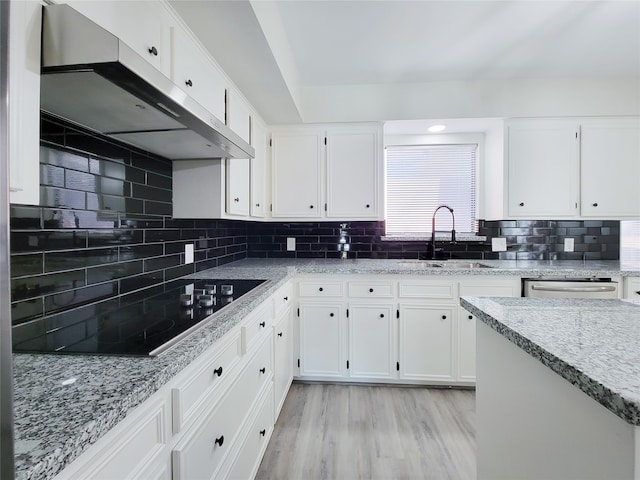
[13, 258, 640, 480]
[460, 296, 640, 426]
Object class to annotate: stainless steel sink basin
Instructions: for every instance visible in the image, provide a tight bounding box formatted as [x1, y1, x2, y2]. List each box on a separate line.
[397, 260, 493, 269]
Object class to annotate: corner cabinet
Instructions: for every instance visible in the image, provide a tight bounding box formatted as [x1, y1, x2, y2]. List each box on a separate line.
[506, 117, 640, 219]
[271, 124, 383, 221]
[8, 0, 41, 205]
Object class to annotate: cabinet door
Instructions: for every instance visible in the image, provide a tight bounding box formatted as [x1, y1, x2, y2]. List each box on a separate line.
[226, 158, 250, 216]
[250, 118, 268, 218]
[326, 126, 381, 219]
[398, 304, 455, 382]
[507, 120, 579, 217]
[458, 308, 476, 382]
[348, 304, 396, 379]
[227, 89, 251, 144]
[299, 303, 346, 378]
[171, 26, 226, 121]
[65, 0, 170, 75]
[273, 308, 293, 419]
[580, 119, 640, 217]
[271, 131, 323, 218]
[8, 0, 41, 205]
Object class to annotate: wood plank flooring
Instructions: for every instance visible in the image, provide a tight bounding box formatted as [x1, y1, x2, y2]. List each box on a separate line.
[256, 382, 476, 480]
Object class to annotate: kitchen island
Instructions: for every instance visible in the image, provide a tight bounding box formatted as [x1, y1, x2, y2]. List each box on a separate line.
[461, 296, 640, 480]
[13, 259, 640, 480]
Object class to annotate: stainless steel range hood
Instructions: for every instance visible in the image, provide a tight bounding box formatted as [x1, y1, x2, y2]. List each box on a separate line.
[40, 4, 254, 160]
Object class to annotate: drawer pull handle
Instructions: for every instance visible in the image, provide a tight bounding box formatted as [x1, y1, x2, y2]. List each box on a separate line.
[379, 313, 384, 318]
[259, 321, 266, 328]
[277, 332, 283, 337]
[369, 288, 374, 293]
[260, 429, 266, 436]
[214, 435, 224, 447]
[442, 315, 447, 320]
[468, 315, 473, 320]
[259, 367, 266, 374]
[636, 291, 640, 295]
[283, 296, 288, 301]
[148, 46, 158, 56]
[319, 287, 324, 292]
[593, 202, 598, 207]
[213, 366, 223, 377]
[519, 202, 525, 207]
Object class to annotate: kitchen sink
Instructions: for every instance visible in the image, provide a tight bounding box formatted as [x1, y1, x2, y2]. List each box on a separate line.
[397, 260, 494, 269]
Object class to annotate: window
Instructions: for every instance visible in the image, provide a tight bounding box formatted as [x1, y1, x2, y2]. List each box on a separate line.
[385, 144, 478, 236]
[621, 220, 640, 263]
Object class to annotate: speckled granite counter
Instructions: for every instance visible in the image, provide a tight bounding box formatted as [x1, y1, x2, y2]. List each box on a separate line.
[13, 258, 640, 479]
[460, 296, 640, 425]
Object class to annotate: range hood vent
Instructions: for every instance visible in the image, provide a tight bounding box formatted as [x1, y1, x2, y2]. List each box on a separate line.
[40, 4, 254, 160]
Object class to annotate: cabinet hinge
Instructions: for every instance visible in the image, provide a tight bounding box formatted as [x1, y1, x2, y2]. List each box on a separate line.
[297, 307, 300, 317]
[269, 138, 272, 147]
[224, 89, 228, 125]
[575, 131, 578, 139]
[324, 137, 327, 145]
[270, 204, 273, 212]
[346, 308, 349, 318]
[324, 203, 327, 211]
[297, 358, 300, 368]
[396, 361, 400, 371]
[346, 360, 349, 369]
[396, 309, 399, 319]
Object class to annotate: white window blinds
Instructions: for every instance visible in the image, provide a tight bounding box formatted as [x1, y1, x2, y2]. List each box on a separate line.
[386, 144, 478, 236]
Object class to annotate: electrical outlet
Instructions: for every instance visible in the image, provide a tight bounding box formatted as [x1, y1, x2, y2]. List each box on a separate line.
[491, 237, 507, 252]
[286, 237, 296, 251]
[185, 243, 194, 264]
[564, 238, 575, 252]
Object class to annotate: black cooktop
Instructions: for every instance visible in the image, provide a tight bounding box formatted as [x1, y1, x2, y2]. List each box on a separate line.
[13, 278, 267, 356]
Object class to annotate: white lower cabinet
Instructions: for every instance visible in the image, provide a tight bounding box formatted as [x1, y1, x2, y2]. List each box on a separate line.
[348, 303, 396, 379]
[299, 303, 347, 378]
[296, 275, 520, 386]
[623, 277, 640, 300]
[273, 305, 294, 419]
[398, 304, 455, 382]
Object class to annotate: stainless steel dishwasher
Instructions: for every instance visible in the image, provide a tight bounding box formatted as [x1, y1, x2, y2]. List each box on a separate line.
[523, 278, 620, 299]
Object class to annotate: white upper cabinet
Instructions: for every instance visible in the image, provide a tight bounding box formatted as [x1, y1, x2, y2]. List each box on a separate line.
[506, 119, 580, 218]
[170, 26, 227, 122]
[326, 126, 381, 219]
[270, 123, 383, 220]
[580, 118, 640, 218]
[271, 129, 324, 218]
[506, 117, 640, 219]
[251, 118, 268, 218]
[227, 88, 252, 144]
[9, 0, 41, 205]
[226, 158, 251, 217]
[64, 0, 172, 76]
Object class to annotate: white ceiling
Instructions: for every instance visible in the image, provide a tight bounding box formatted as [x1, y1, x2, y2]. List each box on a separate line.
[171, 0, 640, 129]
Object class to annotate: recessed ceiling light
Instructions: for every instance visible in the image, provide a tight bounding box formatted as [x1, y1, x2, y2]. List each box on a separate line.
[427, 125, 446, 133]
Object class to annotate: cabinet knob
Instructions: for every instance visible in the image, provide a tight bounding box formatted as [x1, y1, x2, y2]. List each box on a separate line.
[256, 203, 260, 207]
[148, 46, 158, 56]
[234, 197, 240, 202]
[309, 205, 314, 209]
[260, 429, 266, 437]
[214, 435, 224, 447]
[441, 315, 447, 320]
[366, 204, 370, 208]
[185, 79, 193, 87]
[259, 367, 266, 374]
[319, 287, 324, 292]
[283, 296, 288, 301]
[277, 332, 283, 337]
[259, 321, 266, 328]
[468, 315, 473, 320]
[369, 288, 374, 293]
[379, 313, 384, 318]
[329, 312, 334, 317]
[592, 202, 598, 207]
[213, 366, 223, 377]
[519, 202, 525, 207]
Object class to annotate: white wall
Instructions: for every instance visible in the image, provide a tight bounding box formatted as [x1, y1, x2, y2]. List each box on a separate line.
[301, 78, 640, 123]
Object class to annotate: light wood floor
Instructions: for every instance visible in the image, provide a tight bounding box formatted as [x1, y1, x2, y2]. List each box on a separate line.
[256, 382, 476, 480]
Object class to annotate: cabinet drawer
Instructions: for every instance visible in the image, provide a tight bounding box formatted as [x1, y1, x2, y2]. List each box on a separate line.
[299, 280, 344, 297]
[241, 300, 273, 355]
[61, 395, 169, 480]
[398, 281, 457, 300]
[348, 281, 394, 298]
[273, 282, 293, 317]
[172, 335, 273, 480]
[171, 332, 242, 433]
[226, 385, 274, 480]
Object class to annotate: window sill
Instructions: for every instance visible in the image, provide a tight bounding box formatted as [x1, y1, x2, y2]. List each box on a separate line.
[381, 234, 487, 242]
